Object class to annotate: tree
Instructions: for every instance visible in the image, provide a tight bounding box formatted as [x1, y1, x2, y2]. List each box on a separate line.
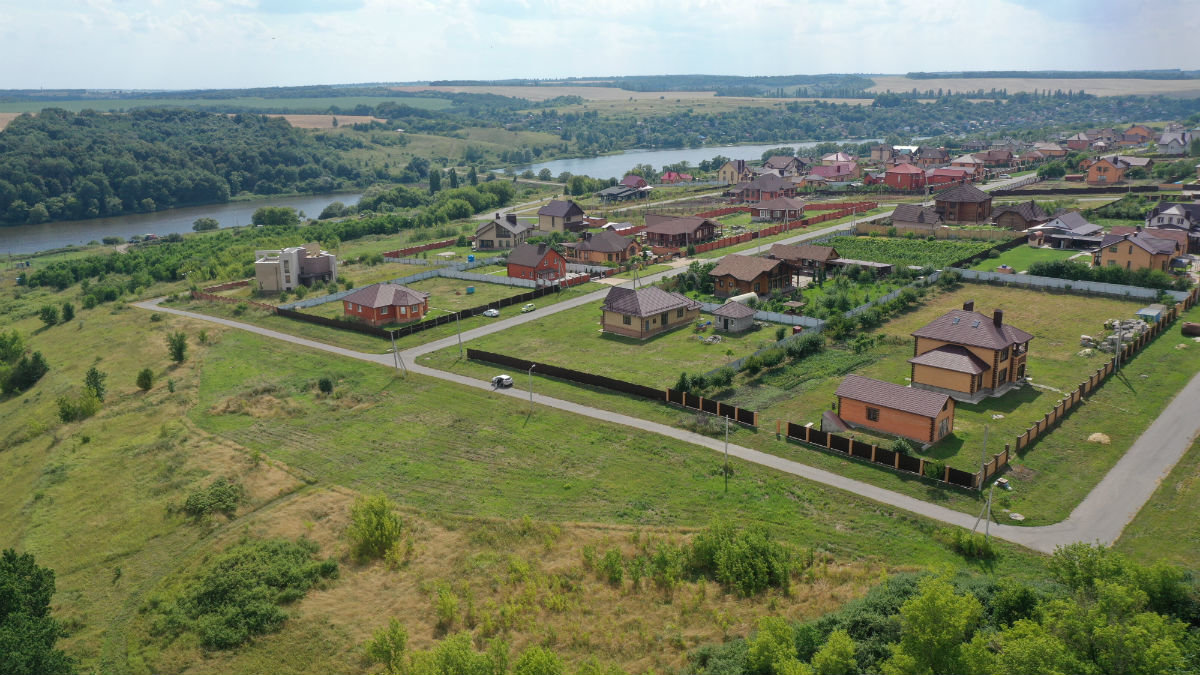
[747, 616, 799, 674]
[0, 330, 23, 363]
[364, 618, 408, 675]
[538, 168, 553, 181]
[347, 494, 404, 561]
[166, 332, 187, 363]
[0, 549, 75, 675]
[811, 630, 857, 675]
[83, 367, 106, 402]
[883, 576, 981, 675]
[2, 352, 49, 395]
[447, 168, 459, 189]
[512, 646, 565, 675]
[250, 206, 299, 226]
[428, 168, 442, 194]
[38, 305, 59, 327]
[59, 303, 74, 322]
[467, 166, 478, 186]
[136, 368, 153, 391]
[192, 217, 219, 231]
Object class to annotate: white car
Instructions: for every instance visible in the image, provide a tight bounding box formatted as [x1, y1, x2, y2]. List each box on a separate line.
[999, 173, 1012, 179]
[491, 374, 514, 388]
[482, 308, 500, 317]
[521, 303, 535, 313]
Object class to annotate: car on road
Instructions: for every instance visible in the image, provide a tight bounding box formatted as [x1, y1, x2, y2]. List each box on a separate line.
[491, 374, 514, 388]
[999, 173, 1012, 179]
[483, 308, 500, 317]
[521, 303, 535, 313]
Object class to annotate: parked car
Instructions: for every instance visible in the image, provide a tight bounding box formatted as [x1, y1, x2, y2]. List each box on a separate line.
[491, 374, 514, 388]
[483, 308, 500, 317]
[999, 173, 1012, 179]
[521, 303, 535, 313]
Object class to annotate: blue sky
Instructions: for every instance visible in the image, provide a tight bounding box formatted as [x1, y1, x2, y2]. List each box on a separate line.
[0, 0, 1195, 89]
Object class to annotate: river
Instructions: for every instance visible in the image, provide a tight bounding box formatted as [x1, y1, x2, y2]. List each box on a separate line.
[0, 192, 362, 256]
[515, 139, 881, 180]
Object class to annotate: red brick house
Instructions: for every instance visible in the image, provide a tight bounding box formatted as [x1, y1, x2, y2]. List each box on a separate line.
[342, 283, 430, 327]
[1065, 133, 1092, 151]
[808, 162, 859, 182]
[643, 215, 718, 248]
[909, 302, 1032, 402]
[884, 163, 926, 191]
[732, 174, 797, 202]
[934, 183, 993, 223]
[709, 254, 790, 298]
[836, 374, 955, 444]
[506, 242, 567, 284]
[750, 196, 806, 221]
[926, 167, 974, 187]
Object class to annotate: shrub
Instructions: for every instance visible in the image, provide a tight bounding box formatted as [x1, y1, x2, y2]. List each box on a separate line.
[689, 373, 708, 392]
[232, 302, 248, 316]
[317, 377, 334, 394]
[346, 494, 404, 561]
[599, 548, 624, 586]
[136, 368, 154, 391]
[38, 305, 59, 326]
[690, 521, 794, 597]
[513, 645, 566, 675]
[923, 459, 946, 480]
[891, 438, 914, 455]
[435, 585, 459, 631]
[364, 618, 408, 674]
[742, 355, 762, 375]
[759, 348, 785, 369]
[182, 477, 244, 518]
[166, 332, 187, 363]
[942, 528, 997, 560]
[82, 295, 97, 310]
[84, 367, 107, 402]
[60, 302, 75, 322]
[775, 326, 787, 341]
[2, 351, 49, 395]
[57, 391, 101, 423]
[710, 367, 735, 389]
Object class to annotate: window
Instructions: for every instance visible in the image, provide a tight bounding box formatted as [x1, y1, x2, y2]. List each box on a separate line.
[1107, 260, 1116, 266]
[998, 368, 1008, 383]
[381, 306, 389, 314]
[660, 312, 669, 325]
[677, 308, 684, 318]
[866, 407, 880, 422]
[999, 347, 1009, 361]
[623, 315, 631, 325]
[1109, 245, 1118, 253]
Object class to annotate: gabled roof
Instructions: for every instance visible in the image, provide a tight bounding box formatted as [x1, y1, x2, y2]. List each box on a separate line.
[601, 286, 698, 318]
[567, 230, 635, 254]
[809, 163, 856, 179]
[1098, 232, 1179, 256]
[763, 155, 799, 170]
[1146, 201, 1200, 222]
[836, 374, 950, 419]
[752, 196, 807, 211]
[709, 254, 785, 282]
[928, 167, 973, 178]
[343, 283, 429, 309]
[992, 200, 1048, 223]
[1037, 210, 1101, 235]
[476, 215, 532, 236]
[908, 345, 990, 375]
[597, 185, 637, 197]
[769, 243, 839, 262]
[913, 309, 1033, 350]
[892, 204, 943, 225]
[934, 183, 991, 204]
[538, 199, 585, 218]
[506, 242, 562, 268]
[822, 152, 854, 162]
[713, 301, 757, 319]
[621, 174, 649, 188]
[746, 173, 794, 191]
[644, 215, 717, 236]
[1159, 131, 1191, 146]
[886, 163, 925, 174]
[1110, 226, 1188, 252]
[950, 154, 984, 165]
[1034, 142, 1064, 151]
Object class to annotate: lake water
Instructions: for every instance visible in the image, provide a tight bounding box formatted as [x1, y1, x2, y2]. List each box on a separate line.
[0, 192, 362, 256]
[515, 139, 881, 180]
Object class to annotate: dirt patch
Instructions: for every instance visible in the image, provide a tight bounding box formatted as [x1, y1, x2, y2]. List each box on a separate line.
[270, 114, 385, 129]
[209, 384, 301, 418]
[1088, 432, 1111, 444]
[1008, 464, 1038, 481]
[0, 112, 20, 131]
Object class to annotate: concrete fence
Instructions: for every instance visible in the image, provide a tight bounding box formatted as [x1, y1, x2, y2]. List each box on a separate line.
[958, 268, 1189, 302]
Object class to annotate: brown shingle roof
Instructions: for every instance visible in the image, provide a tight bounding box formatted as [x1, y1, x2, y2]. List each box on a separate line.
[712, 301, 756, 318]
[769, 243, 839, 262]
[343, 283, 429, 309]
[644, 215, 716, 236]
[746, 174, 794, 191]
[537, 199, 585, 218]
[908, 345, 990, 375]
[710, 254, 784, 282]
[1098, 232, 1179, 256]
[567, 230, 634, 254]
[763, 155, 798, 170]
[992, 200, 1048, 223]
[506, 242, 562, 268]
[935, 183, 992, 204]
[601, 286, 698, 318]
[892, 204, 943, 225]
[752, 196, 807, 211]
[836, 374, 950, 419]
[1110, 226, 1188, 252]
[912, 309, 1033, 350]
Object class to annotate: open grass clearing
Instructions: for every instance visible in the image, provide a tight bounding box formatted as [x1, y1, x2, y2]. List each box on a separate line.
[299, 274, 529, 320]
[968, 246, 1080, 272]
[1115, 437, 1200, 570]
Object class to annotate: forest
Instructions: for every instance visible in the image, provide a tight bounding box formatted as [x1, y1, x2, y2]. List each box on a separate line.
[0, 108, 368, 225]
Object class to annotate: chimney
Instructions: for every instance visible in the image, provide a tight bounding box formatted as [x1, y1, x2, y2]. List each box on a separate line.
[963, 300, 975, 312]
[506, 213, 518, 225]
[993, 310, 1004, 328]
[1136, 225, 1142, 234]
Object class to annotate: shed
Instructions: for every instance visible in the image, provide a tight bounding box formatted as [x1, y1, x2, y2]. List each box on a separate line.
[712, 301, 756, 333]
[1136, 304, 1167, 323]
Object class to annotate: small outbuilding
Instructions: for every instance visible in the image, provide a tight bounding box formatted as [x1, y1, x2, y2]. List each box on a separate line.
[712, 301, 756, 333]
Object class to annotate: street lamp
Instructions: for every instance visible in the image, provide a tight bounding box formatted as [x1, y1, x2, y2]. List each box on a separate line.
[528, 364, 536, 414]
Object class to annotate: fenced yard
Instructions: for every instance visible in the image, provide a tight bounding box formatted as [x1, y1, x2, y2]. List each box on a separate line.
[968, 246, 1080, 273]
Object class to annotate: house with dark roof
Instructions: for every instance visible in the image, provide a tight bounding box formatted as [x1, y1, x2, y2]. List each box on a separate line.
[342, 283, 430, 326]
[537, 200, 586, 233]
[599, 286, 700, 339]
[475, 213, 532, 250]
[890, 204, 944, 229]
[836, 374, 955, 444]
[1066, 132, 1092, 151]
[992, 201, 1050, 231]
[926, 166, 974, 187]
[909, 301, 1033, 402]
[506, 242, 567, 283]
[709, 254, 790, 298]
[750, 196, 806, 221]
[597, 185, 640, 202]
[808, 162, 859, 182]
[768, 243, 839, 276]
[718, 159, 752, 184]
[731, 174, 797, 202]
[763, 155, 803, 176]
[563, 230, 639, 264]
[1025, 211, 1103, 249]
[643, 215, 718, 249]
[621, 174, 650, 189]
[884, 163, 926, 191]
[915, 146, 950, 167]
[712, 300, 757, 333]
[934, 183, 993, 223]
[1158, 131, 1192, 156]
[1092, 230, 1182, 272]
[1109, 226, 1189, 257]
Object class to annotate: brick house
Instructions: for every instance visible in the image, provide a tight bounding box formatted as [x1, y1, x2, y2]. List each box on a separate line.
[1092, 230, 1180, 272]
[821, 152, 854, 165]
[973, 149, 1015, 167]
[506, 242, 567, 283]
[925, 167, 973, 187]
[536, 200, 586, 233]
[808, 162, 859, 182]
[599, 286, 700, 339]
[1123, 125, 1154, 144]
[768, 243, 839, 276]
[643, 215, 718, 248]
[750, 196, 806, 221]
[763, 155, 803, 176]
[934, 183, 993, 223]
[718, 159, 752, 184]
[709, 254, 790, 298]
[342, 283, 429, 327]
[991, 201, 1050, 231]
[884, 162, 926, 191]
[475, 213, 532, 250]
[836, 374, 955, 444]
[949, 154, 985, 180]
[909, 301, 1033, 402]
[621, 174, 649, 188]
[1033, 142, 1067, 157]
[1065, 133, 1092, 151]
[563, 230, 639, 264]
[732, 174, 797, 202]
[1085, 157, 1127, 185]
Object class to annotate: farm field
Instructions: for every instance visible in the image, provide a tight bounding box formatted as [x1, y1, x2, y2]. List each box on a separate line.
[819, 235, 999, 268]
[868, 75, 1200, 98]
[968, 246, 1081, 272]
[0, 111, 19, 130]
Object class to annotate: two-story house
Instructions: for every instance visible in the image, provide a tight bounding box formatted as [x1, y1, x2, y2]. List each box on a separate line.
[536, 200, 586, 233]
[506, 242, 567, 284]
[563, 230, 639, 264]
[709, 255, 789, 298]
[475, 213, 532, 250]
[909, 302, 1033, 402]
[1092, 230, 1180, 272]
[934, 183, 993, 223]
[1085, 157, 1127, 185]
[717, 160, 752, 184]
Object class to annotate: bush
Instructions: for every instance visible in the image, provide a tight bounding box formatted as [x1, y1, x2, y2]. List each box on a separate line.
[599, 548, 624, 586]
[182, 477, 244, 518]
[742, 355, 762, 376]
[2, 351, 49, 395]
[166, 332, 187, 363]
[923, 459, 946, 480]
[710, 367, 735, 389]
[38, 305, 59, 326]
[690, 521, 794, 597]
[346, 494, 404, 561]
[942, 528, 997, 560]
[57, 391, 101, 423]
[84, 367, 106, 402]
[317, 377, 333, 394]
[136, 368, 154, 391]
[60, 302, 75, 322]
[232, 302, 248, 316]
[775, 326, 787, 341]
[891, 438, 914, 455]
[758, 348, 785, 369]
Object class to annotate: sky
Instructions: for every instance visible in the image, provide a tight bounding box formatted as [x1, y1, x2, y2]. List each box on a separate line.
[0, 0, 1197, 90]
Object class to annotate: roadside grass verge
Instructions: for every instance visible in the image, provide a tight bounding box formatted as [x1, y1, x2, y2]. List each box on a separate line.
[1115, 438, 1200, 570]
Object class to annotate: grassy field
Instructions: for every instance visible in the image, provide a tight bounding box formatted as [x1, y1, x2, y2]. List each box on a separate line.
[820, 236, 1000, 268]
[1115, 438, 1200, 569]
[301, 274, 526, 320]
[867, 75, 1200, 98]
[968, 246, 1080, 272]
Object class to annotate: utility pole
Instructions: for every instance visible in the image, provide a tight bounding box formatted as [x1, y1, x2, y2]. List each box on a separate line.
[979, 425, 989, 492]
[724, 415, 730, 493]
[454, 311, 463, 359]
[388, 330, 408, 377]
[528, 364, 536, 414]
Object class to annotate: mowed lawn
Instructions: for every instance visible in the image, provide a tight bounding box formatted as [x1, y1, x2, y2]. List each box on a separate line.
[301, 275, 529, 320]
[431, 299, 783, 387]
[969, 246, 1081, 272]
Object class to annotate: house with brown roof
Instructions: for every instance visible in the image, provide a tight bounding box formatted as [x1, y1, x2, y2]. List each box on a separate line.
[599, 286, 700, 339]
[643, 215, 718, 249]
[1065, 133, 1092, 151]
[537, 200, 586, 233]
[926, 166, 974, 187]
[621, 174, 650, 189]
[732, 174, 797, 202]
[1109, 226, 1189, 257]
[1033, 142, 1067, 157]
[763, 155, 803, 176]
[808, 162, 860, 182]
[973, 149, 1014, 167]
[718, 159, 753, 184]
[769, 243, 839, 276]
[884, 163, 926, 191]
[890, 204, 943, 229]
[821, 152, 854, 165]
[342, 283, 430, 326]
[750, 196, 806, 221]
[712, 301, 757, 333]
[1092, 230, 1181, 272]
[934, 183, 993, 223]
[506, 242, 567, 283]
[563, 230, 639, 264]
[475, 213, 532, 250]
[1123, 125, 1154, 144]
[836, 374, 955, 444]
[949, 154, 985, 180]
[710, 254, 790, 298]
[1085, 157, 1127, 185]
[909, 301, 1032, 402]
[992, 201, 1050, 231]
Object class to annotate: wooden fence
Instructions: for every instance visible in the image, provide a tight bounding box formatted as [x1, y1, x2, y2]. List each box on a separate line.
[382, 237, 470, 259]
[202, 279, 251, 293]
